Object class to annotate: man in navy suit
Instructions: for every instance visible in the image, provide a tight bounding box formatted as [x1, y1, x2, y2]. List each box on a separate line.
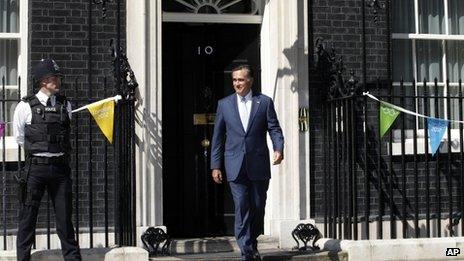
[211, 65, 284, 260]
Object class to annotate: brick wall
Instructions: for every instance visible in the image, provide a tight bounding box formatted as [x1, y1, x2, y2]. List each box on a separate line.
[311, 0, 389, 82]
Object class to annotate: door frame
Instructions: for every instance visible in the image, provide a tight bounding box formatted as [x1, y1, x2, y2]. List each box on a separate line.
[129, 0, 310, 239]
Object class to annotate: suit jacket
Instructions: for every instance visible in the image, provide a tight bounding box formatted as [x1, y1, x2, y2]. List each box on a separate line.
[210, 92, 284, 181]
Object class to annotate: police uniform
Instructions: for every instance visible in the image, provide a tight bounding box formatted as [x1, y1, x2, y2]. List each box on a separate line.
[13, 59, 81, 261]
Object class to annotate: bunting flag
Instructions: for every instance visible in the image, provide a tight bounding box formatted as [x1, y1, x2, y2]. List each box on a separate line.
[379, 102, 400, 137]
[0, 122, 5, 138]
[71, 95, 121, 143]
[87, 99, 115, 143]
[427, 118, 448, 156]
[364, 92, 464, 123]
[364, 92, 464, 156]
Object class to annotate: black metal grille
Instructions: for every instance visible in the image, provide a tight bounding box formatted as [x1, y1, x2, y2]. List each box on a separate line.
[0, 75, 116, 250]
[319, 78, 464, 240]
[0, 0, 136, 250]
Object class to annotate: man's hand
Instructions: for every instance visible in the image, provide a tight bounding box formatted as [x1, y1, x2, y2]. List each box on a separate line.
[273, 151, 283, 165]
[212, 169, 223, 184]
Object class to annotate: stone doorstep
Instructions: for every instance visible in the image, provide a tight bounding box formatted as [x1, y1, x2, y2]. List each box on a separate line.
[157, 236, 350, 261]
[317, 237, 464, 261]
[0, 247, 148, 261]
[168, 235, 279, 255]
[150, 249, 348, 261]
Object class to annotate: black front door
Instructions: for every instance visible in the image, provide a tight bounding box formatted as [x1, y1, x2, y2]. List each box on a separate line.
[162, 23, 260, 237]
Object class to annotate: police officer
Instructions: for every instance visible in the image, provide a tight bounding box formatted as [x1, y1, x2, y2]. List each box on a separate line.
[13, 59, 81, 261]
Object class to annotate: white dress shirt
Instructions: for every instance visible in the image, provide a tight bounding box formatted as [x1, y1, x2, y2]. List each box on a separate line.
[237, 90, 252, 131]
[13, 90, 72, 157]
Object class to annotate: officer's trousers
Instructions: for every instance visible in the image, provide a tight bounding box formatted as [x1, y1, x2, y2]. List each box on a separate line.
[16, 161, 81, 261]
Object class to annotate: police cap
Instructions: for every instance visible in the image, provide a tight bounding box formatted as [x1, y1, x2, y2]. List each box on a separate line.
[33, 58, 62, 82]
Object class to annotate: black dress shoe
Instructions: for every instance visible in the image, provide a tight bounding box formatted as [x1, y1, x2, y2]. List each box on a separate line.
[252, 250, 261, 261]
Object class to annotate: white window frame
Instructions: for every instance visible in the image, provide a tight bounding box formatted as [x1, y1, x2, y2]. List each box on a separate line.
[0, 0, 28, 161]
[391, 0, 464, 155]
[162, 0, 264, 24]
[162, 12, 262, 24]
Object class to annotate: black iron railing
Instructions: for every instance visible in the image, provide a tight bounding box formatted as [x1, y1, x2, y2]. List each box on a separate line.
[111, 37, 138, 246]
[319, 77, 464, 240]
[0, 0, 137, 249]
[0, 74, 122, 250]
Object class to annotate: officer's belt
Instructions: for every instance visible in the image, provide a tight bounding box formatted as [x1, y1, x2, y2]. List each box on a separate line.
[30, 156, 67, 165]
[26, 134, 64, 142]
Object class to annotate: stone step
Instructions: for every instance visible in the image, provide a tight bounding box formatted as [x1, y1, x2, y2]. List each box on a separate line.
[167, 235, 279, 255]
[0, 247, 148, 261]
[150, 249, 348, 261]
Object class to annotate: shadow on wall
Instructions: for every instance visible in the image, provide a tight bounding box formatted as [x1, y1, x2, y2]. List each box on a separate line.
[360, 125, 407, 219]
[134, 91, 163, 170]
[271, 40, 300, 100]
[267, 0, 308, 99]
[133, 76, 163, 226]
[134, 105, 163, 169]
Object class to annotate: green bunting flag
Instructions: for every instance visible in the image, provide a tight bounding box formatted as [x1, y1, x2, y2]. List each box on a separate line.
[379, 102, 401, 137]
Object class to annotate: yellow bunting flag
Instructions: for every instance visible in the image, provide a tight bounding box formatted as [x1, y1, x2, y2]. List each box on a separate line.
[87, 99, 115, 143]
